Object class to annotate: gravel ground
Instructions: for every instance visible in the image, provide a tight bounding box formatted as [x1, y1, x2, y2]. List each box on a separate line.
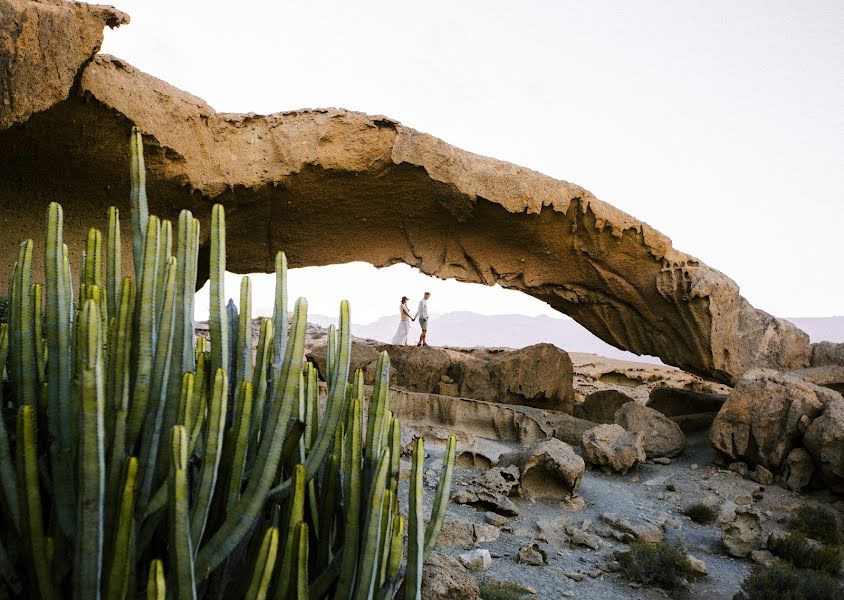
[402, 431, 841, 600]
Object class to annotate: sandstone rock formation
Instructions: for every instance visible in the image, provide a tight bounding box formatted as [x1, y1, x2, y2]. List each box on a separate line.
[580, 424, 645, 474]
[0, 0, 128, 129]
[0, 0, 813, 384]
[613, 401, 686, 458]
[803, 397, 844, 493]
[498, 438, 585, 500]
[811, 341, 844, 368]
[308, 341, 574, 412]
[709, 369, 839, 471]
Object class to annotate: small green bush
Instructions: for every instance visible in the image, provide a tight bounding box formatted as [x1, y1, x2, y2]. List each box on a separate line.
[618, 539, 695, 592]
[0, 295, 7, 323]
[479, 579, 533, 600]
[683, 502, 717, 525]
[734, 565, 844, 600]
[789, 504, 843, 546]
[769, 533, 843, 575]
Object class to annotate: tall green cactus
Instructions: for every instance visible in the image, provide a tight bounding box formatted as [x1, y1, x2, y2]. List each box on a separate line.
[0, 130, 458, 600]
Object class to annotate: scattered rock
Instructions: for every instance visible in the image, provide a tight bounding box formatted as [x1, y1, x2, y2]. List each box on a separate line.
[581, 424, 646, 474]
[533, 517, 570, 545]
[749, 465, 774, 485]
[721, 508, 763, 558]
[418, 552, 481, 600]
[567, 528, 602, 551]
[652, 457, 671, 465]
[458, 549, 492, 572]
[451, 488, 518, 516]
[517, 541, 548, 566]
[782, 447, 816, 491]
[472, 524, 500, 544]
[470, 465, 521, 496]
[687, 555, 707, 576]
[599, 513, 664, 544]
[614, 401, 686, 458]
[484, 513, 509, 527]
[728, 462, 749, 477]
[499, 438, 585, 500]
[564, 572, 585, 582]
[438, 517, 476, 546]
[573, 390, 634, 423]
[750, 549, 779, 568]
[803, 397, 844, 492]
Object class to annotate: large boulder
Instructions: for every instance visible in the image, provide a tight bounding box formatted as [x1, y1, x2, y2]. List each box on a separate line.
[781, 447, 816, 492]
[375, 345, 453, 392]
[573, 389, 634, 423]
[788, 365, 844, 395]
[709, 369, 839, 470]
[0, 0, 813, 385]
[415, 552, 481, 600]
[614, 401, 686, 458]
[811, 341, 844, 368]
[487, 344, 574, 413]
[306, 339, 381, 382]
[498, 438, 584, 500]
[803, 397, 844, 493]
[580, 424, 645, 474]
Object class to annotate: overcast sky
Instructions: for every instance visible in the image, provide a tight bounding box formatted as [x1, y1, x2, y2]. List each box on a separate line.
[101, 1, 843, 323]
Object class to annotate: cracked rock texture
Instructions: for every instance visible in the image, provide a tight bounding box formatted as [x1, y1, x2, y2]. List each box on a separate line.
[0, 0, 812, 384]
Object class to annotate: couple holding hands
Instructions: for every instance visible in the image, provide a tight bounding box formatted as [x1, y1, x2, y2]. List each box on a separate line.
[390, 292, 431, 346]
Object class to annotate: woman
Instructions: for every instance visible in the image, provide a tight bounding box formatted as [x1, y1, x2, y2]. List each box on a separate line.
[390, 296, 414, 345]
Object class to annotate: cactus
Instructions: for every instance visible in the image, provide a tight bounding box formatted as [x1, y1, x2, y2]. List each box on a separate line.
[0, 131, 457, 600]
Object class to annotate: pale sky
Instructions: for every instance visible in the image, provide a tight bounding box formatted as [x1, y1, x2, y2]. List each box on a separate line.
[101, 1, 843, 323]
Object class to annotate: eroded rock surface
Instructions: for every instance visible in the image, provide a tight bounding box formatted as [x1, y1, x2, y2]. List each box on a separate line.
[613, 401, 686, 458]
[0, 0, 128, 129]
[498, 438, 585, 500]
[803, 397, 844, 493]
[580, 424, 646, 474]
[0, 0, 813, 384]
[709, 369, 839, 471]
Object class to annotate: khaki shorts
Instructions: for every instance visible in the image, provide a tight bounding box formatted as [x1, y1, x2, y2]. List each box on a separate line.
[419, 318, 428, 331]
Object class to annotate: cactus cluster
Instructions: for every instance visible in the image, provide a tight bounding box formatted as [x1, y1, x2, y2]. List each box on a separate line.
[0, 127, 456, 599]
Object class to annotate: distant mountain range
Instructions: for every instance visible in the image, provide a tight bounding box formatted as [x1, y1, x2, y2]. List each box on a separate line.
[309, 312, 844, 365]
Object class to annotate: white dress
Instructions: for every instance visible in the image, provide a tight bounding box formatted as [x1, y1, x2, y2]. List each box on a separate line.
[390, 303, 412, 345]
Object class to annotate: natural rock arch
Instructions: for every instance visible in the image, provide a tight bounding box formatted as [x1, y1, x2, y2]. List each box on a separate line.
[0, 0, 810, 384]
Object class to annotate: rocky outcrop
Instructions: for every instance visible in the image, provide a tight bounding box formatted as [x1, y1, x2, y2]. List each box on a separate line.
[0, 0, 128, 129]
[580, 424, 645, 474]
[811, 341, 844, 368]
[498, 438, 585, 500]
[709, 369, 839, 471]
[803, 397, 844, 493]
[0, 1, 813, 384]
[788, 365, 844, 395]
[417, 552, 481, 600]
[388, 388, 593, 446]
[613, 401, 686, 458]
[309, 341, 574, 412]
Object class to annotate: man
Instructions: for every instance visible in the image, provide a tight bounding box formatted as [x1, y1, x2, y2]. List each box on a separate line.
[415, 292, 431, 346]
